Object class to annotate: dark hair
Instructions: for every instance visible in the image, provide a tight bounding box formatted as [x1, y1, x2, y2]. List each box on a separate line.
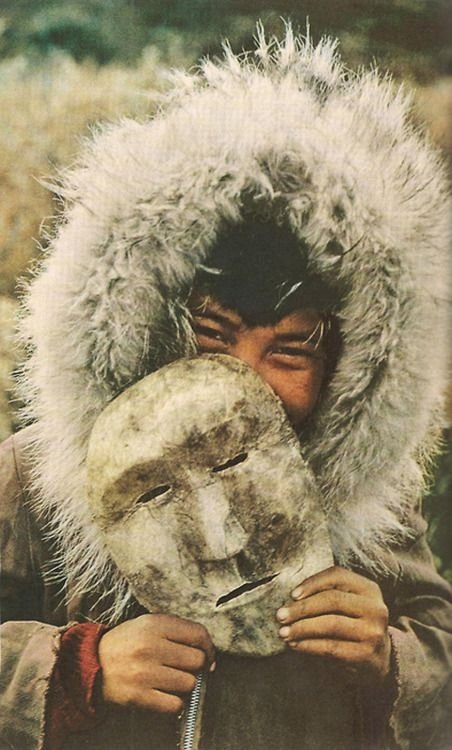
[193, 220, 343, 378]
[196, 221, 341, 324]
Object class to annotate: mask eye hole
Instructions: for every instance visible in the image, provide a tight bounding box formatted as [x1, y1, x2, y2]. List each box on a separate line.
[212, 452, 248, 473]
[136, 484, 171, 505]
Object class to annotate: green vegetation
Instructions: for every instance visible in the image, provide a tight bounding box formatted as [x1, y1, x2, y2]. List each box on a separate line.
[0, 0, 451, 79]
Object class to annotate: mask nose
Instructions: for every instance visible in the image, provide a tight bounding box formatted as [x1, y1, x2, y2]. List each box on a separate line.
[190, 483, 248, 562]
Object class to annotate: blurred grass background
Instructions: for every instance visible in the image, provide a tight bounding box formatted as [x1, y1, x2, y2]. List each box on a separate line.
[0, 0, 451, 580]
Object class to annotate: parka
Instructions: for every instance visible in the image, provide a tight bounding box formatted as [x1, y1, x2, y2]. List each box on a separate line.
[1, 26, 451, 750]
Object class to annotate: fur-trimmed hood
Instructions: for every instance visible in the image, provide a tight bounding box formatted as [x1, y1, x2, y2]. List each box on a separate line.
[17, 26, 450, 621]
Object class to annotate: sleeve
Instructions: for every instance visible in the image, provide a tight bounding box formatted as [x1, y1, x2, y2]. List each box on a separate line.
[0, 621, 62, 750]
[44, 622, 108, 750]
[0, 432, 62, 750]
[0, 433, 111, 750]
[0, 431, 45, 623]
[386, 508, 452, 750]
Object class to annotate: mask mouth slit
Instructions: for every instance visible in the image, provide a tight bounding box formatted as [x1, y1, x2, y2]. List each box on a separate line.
[216, 572, 279, 607]
[212, 452, 248, 473]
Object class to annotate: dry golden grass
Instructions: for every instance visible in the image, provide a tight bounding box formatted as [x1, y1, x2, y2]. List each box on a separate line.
[413, 79, 452, 424]
[0, 296, 17, 441]
[415, 78, 452, 168]
[0, 50, 163, 297]
[0, 50, 165, 436]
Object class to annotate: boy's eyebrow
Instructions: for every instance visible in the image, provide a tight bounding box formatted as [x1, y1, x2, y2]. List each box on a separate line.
[191, 308, 242, 330]
[274, 332, 318, 342]
[275, 316, 327, 346]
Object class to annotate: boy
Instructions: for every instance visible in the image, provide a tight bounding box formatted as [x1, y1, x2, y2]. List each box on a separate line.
[1, 27, 451, 750]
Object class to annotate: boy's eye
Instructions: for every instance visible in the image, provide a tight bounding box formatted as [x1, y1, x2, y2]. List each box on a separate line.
[273, 345, 313, 357]
[193, 322, 229, 345]
[271, 345, 325, 361]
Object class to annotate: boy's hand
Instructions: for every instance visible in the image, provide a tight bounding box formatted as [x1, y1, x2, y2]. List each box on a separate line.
[98, 614, 215, 713]
[276, 566, 391, 683]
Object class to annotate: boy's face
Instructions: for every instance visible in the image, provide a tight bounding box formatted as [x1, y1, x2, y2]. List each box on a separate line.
[190, 295, 327, 429]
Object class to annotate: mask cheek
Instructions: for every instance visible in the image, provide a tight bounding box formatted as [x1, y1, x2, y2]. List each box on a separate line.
[103, 508, 191, 605]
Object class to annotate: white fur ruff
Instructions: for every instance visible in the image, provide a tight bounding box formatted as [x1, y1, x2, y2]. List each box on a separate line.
[17, 25, 450, 622]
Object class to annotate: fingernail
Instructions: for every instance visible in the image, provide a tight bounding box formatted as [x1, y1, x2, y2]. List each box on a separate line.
[279, 626, 290, 638]
[291, 586, 304, 600]
[209, 661, 216, 672]
[276, 607, 289, 622]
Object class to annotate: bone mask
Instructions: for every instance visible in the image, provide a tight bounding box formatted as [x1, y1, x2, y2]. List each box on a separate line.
[87, 355, 333, 655]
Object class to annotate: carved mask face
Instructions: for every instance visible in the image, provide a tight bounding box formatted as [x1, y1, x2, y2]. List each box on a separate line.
[87, 355, 332, 655]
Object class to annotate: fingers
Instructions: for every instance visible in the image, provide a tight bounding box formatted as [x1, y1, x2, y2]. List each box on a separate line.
[145, 690, 184, 715]
[151, 638, 210, 673]
[134, 664, 198, 695]
[276, 567, 392, 682]
[290, 566, 382, 601]
[285, 638, 375, 662]
[126, 680, 187, 714]
[279, 615, 364, 641]
[98, 614, 215, 710]
[285, 632, 392, 682]
[277, 589, 387, 626]
[278, 590, 364, 624]
[279, 613, 374, 644]
[148, 614, 216, 667]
